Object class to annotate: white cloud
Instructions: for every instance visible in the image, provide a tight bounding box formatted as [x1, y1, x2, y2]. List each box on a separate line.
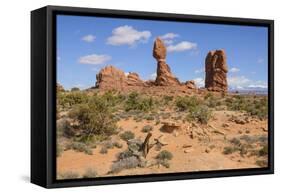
[195, 68, 204, 74]
[159, 33, 179, 45]
[229, 67, 240, 73]
[107, 25, 151, 46]
[228, 76, 267, 89]
[193, 77, 204, 87]
[150, 73, 157, 80]
[82, 34, 96, 42]
[167, 41, 197, 52]
[78, 54, 111, 65]
[160, 33, 179, 40]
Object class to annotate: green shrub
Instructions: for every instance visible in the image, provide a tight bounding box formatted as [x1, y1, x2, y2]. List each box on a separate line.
[83, 168, 98, 178]
[67, 142, 93, 155]
[120, 131, 135, 141]
[175, 96, 201, 111]
[156, 150, 173, 161]
[223, 146, 237, 155]
[100, 147, 108, 154]
[58, 171, 79, 179]
[125, 92, 155, 112]
[110, 156, 140, 173]
[186, 105, 212, 124]
[258, 145, 268, 156]
[58, 91, 88, 109]
[142, 125, 153, 133]
[71, 87, 80, 92]
[69, 98, 117, 142]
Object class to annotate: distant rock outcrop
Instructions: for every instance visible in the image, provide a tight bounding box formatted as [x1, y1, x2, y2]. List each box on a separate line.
[126, 72, 144, 86]
[95, 66, 144, 90]
[185, 80, 197, 89]
[96, 65, 127, 90]
[153, 38, 180, 86]
[205, 50, 228, 92]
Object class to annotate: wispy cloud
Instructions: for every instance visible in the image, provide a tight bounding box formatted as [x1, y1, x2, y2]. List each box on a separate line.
[159, 33, 179, 45]
[193, 77, 204, 87]
[228, 75, 267, 89]
[195, 68, 204, 74]
[107, 25, 151, 46]
[229, 67, 240, 73]
[167, 41, 197, 52]
[81, 34, 96, 42]
[78, 54, 111, 65]
[149, 72, 157, 80]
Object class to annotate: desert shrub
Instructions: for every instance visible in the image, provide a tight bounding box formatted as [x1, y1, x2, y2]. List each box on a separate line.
[110, 156, 140, 173]
[100, 147, 108, 154]
[162, 95, 174, 105]
[71, 87, 80, 92]
[156, 150, 173, 168]
[67, 142, 93, 155]
[58, 91, 88, 109]
[58, 171, 79, 179]
[223, 146, 237, 155]
[258, 145, 268, 156]
[101, 91, 126, 107]
[156, 150, 173, 161]
[142, 125, 153, 133]
[144, 115, 154, 120]
[175, 96, 201, 111]
[205, 95, 221, 108]
[186, 105, 212, 124]
[117, 150, 134, 160]
[120, 131, 135, 141]
[256, 159, 268, 167]
[69, 98, 117, 142]
[125, 92, 155, 112]
[82, 168, 98, 178]
[57, 119, 75, 138]
[57, 144, 63, 157]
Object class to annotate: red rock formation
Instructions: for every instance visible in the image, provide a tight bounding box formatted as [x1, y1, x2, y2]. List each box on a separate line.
[96, 65, 127, 90]
[205, 50, 228, 92]
[126, 72, 144, 86]
[153, 38, 180, 86]
[185, 80, 197, 89]
[96, 66, 144, 90]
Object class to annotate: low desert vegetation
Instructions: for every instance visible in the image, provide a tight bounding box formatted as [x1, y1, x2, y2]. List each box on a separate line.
[120, 131, 135, 141]
[110, 156, 140, 173]
[83, 168, 98, 178]
[156, 150, 173, 168]
[57, 171, 80, 179]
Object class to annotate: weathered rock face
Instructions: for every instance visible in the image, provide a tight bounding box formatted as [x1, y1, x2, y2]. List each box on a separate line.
[96, 66, 144, 90]
[185, 80, 197, 89]
[205, 50, 228, 92]
[96, 65, 127, 90]
[153, 38, 180, 86]
[126, 72, 144, 86]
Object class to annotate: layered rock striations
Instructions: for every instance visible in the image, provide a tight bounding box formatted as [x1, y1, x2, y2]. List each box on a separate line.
[205, 50, 228, 92]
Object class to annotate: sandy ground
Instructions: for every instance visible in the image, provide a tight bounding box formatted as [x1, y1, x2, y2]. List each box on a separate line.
[57, 110, 268, 178]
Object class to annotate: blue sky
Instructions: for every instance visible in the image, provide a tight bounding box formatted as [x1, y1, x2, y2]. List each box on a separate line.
[57, 15, 268, 91]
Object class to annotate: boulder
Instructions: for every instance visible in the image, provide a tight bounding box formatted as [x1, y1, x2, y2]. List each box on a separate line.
[205, 50, 228, 92]
[160, 121, 181, 133]
[185, 80, 197, 89]
[126, 72, 144, 86]
[153, 38, 180, 86]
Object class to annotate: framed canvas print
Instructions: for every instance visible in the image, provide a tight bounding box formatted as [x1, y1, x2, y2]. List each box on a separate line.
[31, 5, 274, 188]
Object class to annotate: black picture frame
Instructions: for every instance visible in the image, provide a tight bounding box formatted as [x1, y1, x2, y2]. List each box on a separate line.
[31, 5, 274, 188]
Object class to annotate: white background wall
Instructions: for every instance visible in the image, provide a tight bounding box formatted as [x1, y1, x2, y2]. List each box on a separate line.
[0, 0, 279, 193]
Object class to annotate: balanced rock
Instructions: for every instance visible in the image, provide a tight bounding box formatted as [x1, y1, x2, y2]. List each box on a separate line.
[96, 65, 127, 90]
[153, 38, 180, 86]
[205, 50, 228, 92]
